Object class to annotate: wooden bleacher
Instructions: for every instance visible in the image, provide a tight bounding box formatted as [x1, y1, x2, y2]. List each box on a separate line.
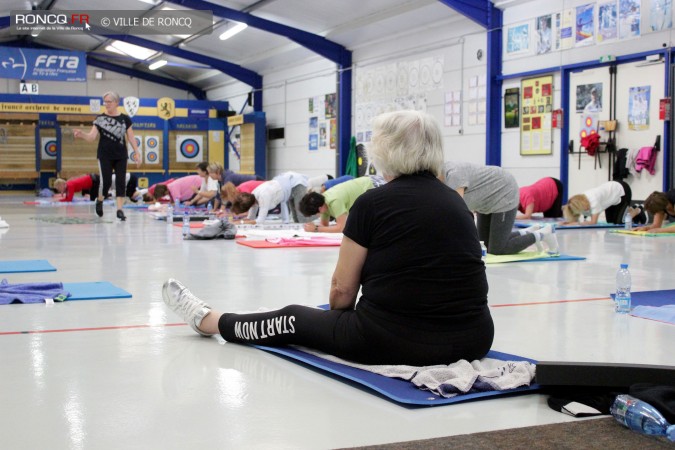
[0, 113, 39, 186]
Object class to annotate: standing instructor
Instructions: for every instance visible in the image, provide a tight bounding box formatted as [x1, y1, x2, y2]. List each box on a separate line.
[73, 91, 141, 221]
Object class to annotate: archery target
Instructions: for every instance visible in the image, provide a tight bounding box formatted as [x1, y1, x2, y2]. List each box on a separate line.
[41, 137, 57, 160]
[127, 137, 142, 163]
[176, 135, 203, 163]
[144, 135, 160, 164]
[579, 114, 598, 139]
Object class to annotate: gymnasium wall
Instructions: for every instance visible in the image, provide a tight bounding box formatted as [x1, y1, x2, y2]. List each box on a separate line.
[501, 0, 674, 193]
[207, 13, 489, 178]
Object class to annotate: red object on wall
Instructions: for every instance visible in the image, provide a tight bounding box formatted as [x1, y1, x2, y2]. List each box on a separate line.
[659, 98, 671, 121]
[552, 109, 563, 128]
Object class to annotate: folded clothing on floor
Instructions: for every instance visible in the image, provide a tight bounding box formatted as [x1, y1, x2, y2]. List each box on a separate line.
[0, 279, 70, 304]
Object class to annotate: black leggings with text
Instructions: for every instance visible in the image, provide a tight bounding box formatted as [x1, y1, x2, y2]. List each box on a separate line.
[218, 305, 494, 366]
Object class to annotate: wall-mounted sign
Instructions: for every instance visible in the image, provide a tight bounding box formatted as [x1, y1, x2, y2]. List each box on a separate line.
[0, 46, 86, 81]
[19, 82, 38, 95]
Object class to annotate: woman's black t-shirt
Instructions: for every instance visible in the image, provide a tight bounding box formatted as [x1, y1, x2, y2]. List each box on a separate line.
[93, 114, 132, 160]
[343, 171, 489, 328]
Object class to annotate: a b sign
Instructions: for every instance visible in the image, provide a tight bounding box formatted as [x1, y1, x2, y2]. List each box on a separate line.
[19, 82, 38, 95]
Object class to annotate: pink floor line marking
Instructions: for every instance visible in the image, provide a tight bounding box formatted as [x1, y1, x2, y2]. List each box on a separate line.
[0, 322, 187, 336]
[1, 298, 613, 335]
[491, 297, 611, 308]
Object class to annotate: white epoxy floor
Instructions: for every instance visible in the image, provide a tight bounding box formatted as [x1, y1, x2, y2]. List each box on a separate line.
[0, 197, 673, 449]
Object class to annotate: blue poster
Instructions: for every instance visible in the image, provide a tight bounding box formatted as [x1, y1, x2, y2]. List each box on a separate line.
[0, 46, 87, 81]
[575, 4, 595, 46]
[309, 134, 318, 151]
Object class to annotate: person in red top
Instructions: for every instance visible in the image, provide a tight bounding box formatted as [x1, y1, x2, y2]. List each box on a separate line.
[517, 177, 564, 219]
[53, 174, 99, 202]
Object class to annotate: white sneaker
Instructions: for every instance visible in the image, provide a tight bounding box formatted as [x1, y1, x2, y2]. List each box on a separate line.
[538, 224, 559, 255]
[162, 279, 213, 336]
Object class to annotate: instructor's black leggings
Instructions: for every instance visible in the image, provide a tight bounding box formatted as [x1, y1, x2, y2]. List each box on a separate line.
[98, 158, 127, 199]
[218, 305, 494, 366]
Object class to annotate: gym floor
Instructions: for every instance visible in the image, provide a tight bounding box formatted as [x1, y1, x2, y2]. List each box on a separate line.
[1, 197, 673, 449]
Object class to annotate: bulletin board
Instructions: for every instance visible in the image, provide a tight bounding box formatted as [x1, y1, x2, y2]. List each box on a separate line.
[520, 75, 553, 155]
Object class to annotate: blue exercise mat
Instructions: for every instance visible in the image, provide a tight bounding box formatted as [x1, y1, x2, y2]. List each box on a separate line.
[122, 203, 149, 209]
[0, 260, 57, 273]
[254, 345, 539, 406]
[514, 221, 622, 229]
[62, 281, 132, 301]
[611, 289, 675, 307]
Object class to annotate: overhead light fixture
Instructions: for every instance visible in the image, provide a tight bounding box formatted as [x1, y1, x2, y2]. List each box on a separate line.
[31, 29, 41, 37]
[219, 22, 247, 41]
[494, 0, 519, 6]
[149, 59, 168, 70]
[137, 0, 160, 5]
[105, 40, 157, 60]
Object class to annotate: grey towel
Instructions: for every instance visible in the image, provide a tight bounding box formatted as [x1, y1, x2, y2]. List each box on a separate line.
[299, 347, 536, 398]
[184, 219, 237, 240]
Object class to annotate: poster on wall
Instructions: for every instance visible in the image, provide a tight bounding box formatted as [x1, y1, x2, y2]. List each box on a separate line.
[644, 0, 672, 32]
[504, 88, 520, 128]
[41, 137, 57, 160]
[329, 119, 337, 150]
[520, 75, 553, 155]
[144, 135, 160, 164]
[319, 122, 327, 148]
[598, 1, 618, 43]
[127, 137, 142, 164]
[325, 93, 336, 119]
[576, 83, 603, 113]
[575, 4, 595, 47]
[309, 117, 318, 151]
[560, 9, 575, 49]
[628, 86, 651, 130]
[619, 0, 641, 39]
[553, 12, 562, 50]
[536, 15, 553, 54]
[176, 135, 203, 163]
[506, 22, 531, 55]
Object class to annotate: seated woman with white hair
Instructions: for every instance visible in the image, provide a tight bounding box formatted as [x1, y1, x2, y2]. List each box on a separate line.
[161, 110, 494, 366]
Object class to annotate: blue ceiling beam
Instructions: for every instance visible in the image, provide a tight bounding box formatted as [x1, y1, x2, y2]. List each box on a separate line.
[437, 0, 493, 29]
[96, 33, 262, 90]
[87, 57, 207, 100]
[164, 0, 351, 67]
[101, 32, 263, 110]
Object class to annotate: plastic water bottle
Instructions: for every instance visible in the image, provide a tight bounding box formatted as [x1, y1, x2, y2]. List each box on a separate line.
[166, 203, 174, 224]
[480, 241, 487, 261]
[624, 210, 632, 230]
[207, 201, 215, 221]
[615, 263, 632, 314]
[610, 395, 675, 441]
[182, 210, 190, 237]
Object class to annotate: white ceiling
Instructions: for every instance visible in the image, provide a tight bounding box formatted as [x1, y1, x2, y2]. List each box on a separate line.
[0, 0, 479, 94]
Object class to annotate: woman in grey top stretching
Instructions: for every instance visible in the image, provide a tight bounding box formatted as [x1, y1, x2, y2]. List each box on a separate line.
[443, 161, 559, 255]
